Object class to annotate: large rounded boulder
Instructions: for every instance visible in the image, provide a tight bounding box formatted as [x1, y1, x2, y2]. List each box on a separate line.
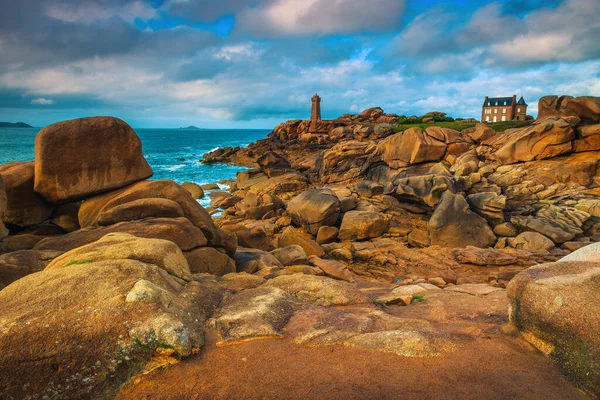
[0, 162, 53, 227]
[428, 191, 496, 248]
[287, 189, 341, 235]
[78, 180, 224, 249]
[507, 259, 600, 397]
[0, 176, 8, 239]
[0, 233, 225, 399]
[34, 117, 153, 204]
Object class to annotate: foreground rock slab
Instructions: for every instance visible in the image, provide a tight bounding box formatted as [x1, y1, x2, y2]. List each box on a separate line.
[0, 259, 222, 399]
[508, 260, 600, 397]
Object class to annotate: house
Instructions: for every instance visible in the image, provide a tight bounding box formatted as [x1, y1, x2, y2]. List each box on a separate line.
[481, 95, 527, 123]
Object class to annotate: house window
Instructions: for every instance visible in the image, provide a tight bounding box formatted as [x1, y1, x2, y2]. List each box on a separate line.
[502, 116, 506, 122]
[493, 116, 497, 122]
[503, 109, 507, 114]
[485, 109, 491, 114]
[517, 108, 521, 113]
[504, 101, 507, 105]
[494, 109, 498, 114]
[486, 116, 490, 122]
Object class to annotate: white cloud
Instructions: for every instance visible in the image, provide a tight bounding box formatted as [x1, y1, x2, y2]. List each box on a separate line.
[30, 97, 54, 105]
[45, 1, 157, 24]
[237, 0, 406, 36]
[487, 0, 600, 64]
[490, 33, 574, 62]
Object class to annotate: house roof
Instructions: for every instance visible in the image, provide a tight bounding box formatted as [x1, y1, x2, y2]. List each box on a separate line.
[483, 97, 514, 107]
[517, 96, 527, 106]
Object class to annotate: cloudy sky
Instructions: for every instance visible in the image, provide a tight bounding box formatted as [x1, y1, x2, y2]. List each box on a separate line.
[0, 0, 599, 128]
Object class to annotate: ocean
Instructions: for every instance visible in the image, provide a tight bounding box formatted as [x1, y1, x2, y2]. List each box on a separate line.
[0, 127, 269, 208]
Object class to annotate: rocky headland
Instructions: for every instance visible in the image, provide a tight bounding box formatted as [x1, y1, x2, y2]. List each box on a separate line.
[0, 95, 599, 399]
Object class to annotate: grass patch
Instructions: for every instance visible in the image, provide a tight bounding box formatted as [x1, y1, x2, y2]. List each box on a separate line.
[132, 338, 182, 358]
[393, 120, 533, 133]
[168, 272, 187, 281]
[412, 295, 425, 303]
[65, 259, 92, 267]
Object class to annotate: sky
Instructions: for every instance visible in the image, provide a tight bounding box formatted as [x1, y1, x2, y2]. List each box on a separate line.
[0, 0, 599, 128]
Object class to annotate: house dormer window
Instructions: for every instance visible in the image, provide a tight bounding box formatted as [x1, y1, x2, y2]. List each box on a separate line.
[504, 101, 507, 105]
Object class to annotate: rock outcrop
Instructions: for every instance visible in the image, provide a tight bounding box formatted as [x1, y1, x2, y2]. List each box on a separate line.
[428, 191, 496, 248]
[287, 189, 341, 235]
[34, 117, 153, 203]
[508, 259, 600, 397]
[0, 162, 53, 227]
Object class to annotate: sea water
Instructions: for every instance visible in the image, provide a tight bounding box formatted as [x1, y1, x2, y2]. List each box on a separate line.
[0, 127, 269, 209]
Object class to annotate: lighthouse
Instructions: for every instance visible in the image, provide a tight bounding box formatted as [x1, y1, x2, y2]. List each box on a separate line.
[311, 93, 322, 121]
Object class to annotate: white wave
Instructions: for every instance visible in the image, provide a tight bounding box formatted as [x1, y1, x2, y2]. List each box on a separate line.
[162, 164, 185, 172]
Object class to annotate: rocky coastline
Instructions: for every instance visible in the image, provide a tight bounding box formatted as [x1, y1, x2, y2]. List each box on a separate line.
[0, 95, 599, 399]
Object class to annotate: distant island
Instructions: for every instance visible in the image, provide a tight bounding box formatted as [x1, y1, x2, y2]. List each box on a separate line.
[180, 125, 202, 130]
[0, 122, 33, 128]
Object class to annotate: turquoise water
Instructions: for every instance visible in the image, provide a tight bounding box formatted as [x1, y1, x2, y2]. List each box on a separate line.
[0, 127, 269, 207]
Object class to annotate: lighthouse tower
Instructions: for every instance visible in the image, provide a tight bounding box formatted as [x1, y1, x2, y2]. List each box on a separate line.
[311, 93, 322, 121]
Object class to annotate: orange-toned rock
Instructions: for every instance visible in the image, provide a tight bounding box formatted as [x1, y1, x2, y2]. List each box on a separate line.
[34, 117, 153, 203]
[78, 180, 223, 248]
[0, 176, 7, 239]
[485, 118, 574, 164]
[428, 191, 496, 248]
[376, 127, 446, 168]
[507, 261, 600, 397]
[0, 162, 53, 227]
[538, 95, 600, 124]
